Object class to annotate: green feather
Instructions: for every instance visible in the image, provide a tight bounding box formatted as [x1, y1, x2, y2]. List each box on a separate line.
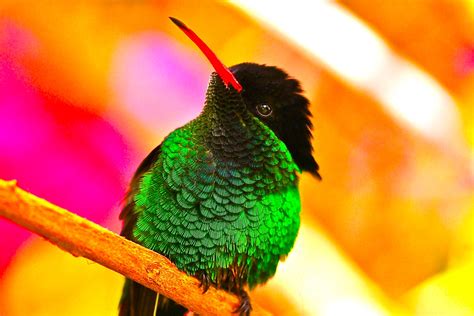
[132, 74, 302, 288]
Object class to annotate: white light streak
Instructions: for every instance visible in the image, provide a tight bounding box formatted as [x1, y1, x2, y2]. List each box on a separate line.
[272, 225, 391, 316]
[231, 0, 461, 145]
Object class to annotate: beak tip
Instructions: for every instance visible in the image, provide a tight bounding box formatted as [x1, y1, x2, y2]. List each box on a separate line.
[169, 17, 186, 29]
[169, 17, 243, 93]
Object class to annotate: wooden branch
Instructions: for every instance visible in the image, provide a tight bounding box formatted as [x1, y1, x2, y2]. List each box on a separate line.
[0, 179, 270, 316]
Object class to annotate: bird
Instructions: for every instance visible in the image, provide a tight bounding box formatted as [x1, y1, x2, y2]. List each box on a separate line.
[119, 17, 320, 316]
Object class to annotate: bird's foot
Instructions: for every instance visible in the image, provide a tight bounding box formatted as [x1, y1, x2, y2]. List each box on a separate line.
[233, 289, 252, 316]
[196, 271, 211, 293]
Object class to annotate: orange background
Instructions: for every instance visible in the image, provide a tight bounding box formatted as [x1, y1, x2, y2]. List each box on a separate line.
[0, 1, 473, 315]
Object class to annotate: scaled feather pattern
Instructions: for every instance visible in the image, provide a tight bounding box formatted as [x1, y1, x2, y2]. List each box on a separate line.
[133, 74, 301, 289]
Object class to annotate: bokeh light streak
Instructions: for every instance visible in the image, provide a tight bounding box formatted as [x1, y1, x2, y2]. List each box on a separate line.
[273, 224, 393, 316]
[231, 0, 462, 147]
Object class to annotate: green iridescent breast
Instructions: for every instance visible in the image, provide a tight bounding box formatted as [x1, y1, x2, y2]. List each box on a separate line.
[133, 85, 302, 287]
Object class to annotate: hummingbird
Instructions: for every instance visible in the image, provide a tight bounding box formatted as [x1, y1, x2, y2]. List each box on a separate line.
[119, 17, 320, 316]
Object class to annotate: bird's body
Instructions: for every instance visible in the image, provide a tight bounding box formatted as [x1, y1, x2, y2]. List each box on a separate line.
[119, 18, 319, 316]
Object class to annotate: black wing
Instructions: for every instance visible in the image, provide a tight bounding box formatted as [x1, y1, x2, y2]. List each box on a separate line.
[119, 144, 162, 240]
[118, 144, 188, 316]
[119, 145, 160, 316]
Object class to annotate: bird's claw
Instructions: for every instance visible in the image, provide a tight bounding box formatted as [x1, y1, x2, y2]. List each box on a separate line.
[197, 271, 211, 293]
[233, 290, 252, 316]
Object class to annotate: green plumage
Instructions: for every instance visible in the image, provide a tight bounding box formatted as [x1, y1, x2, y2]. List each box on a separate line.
[132, 73, 301, 289]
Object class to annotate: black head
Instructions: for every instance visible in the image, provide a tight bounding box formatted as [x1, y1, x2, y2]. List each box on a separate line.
[230, 63, 321, 179]
[169, 18, 320, 179]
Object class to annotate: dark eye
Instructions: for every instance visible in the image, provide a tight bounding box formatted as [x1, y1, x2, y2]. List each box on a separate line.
[256, 104, 273, 117]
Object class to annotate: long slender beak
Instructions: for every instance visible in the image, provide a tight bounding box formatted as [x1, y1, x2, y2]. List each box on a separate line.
[169, 17, 242, 92]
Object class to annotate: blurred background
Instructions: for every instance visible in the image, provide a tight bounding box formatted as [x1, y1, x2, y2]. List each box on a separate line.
[0, 1, 473, 315]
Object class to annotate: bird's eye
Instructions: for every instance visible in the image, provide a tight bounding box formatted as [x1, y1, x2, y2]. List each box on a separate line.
[256, 104, 273, 117]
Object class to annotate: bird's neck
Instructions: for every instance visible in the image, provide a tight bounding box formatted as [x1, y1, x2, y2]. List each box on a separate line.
[197, 73, 254, 148]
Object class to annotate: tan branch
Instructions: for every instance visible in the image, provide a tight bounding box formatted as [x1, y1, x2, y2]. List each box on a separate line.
[0, 179, 270, 316]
